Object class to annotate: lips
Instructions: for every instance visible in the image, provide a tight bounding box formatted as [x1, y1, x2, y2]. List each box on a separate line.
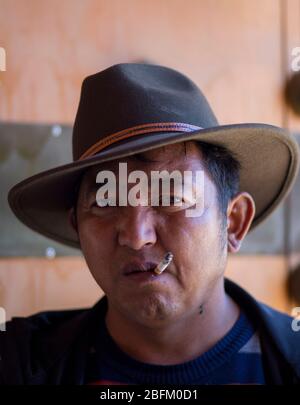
[122, 261, 158, 276]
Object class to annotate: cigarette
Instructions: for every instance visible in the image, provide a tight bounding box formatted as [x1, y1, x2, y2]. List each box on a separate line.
[154, 252, 173, 275]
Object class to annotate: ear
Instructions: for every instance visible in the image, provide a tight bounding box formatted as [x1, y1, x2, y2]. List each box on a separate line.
[227, 192, 255, 253]
[68, 206, 78, 233]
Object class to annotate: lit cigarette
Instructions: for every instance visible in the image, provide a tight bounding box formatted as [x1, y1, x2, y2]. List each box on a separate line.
[154, 252, 173, 275]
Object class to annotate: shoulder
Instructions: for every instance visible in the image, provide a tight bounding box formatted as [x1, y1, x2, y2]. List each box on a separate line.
[225, 278, 298, 340]
[0, 298, 107, 384]
[0, 307, 91, 343]
[13, 307, 90, 328]
[225, 278, 300, 379]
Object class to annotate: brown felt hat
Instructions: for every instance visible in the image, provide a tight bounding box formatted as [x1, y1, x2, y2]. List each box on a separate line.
[8, 63, 300, 248]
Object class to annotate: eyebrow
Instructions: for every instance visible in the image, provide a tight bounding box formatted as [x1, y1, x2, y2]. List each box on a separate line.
[133, 153, 163, 163]
[83, 172, 195, 200]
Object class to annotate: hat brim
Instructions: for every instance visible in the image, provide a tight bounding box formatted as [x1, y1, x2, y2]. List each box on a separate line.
[8, 123, 299, 249]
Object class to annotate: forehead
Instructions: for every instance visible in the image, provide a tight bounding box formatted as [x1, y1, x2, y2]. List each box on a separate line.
[81, 141, 205, 185]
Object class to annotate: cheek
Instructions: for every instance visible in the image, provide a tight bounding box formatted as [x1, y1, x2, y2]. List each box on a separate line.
[171, 212, 223, 285]
[78, 216, 115, 284]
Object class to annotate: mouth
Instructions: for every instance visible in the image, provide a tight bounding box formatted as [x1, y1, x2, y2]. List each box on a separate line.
[122, 261, 159, 276]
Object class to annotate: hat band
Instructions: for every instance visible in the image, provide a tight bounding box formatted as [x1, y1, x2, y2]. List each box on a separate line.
[78, 122, 202, 160]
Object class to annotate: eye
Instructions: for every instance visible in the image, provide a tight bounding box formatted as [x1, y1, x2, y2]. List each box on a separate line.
[95, 198, 116, 207]
[158, 194, 185, 207]
[90, 199, 118, 218]
[171, 196, 183, 205]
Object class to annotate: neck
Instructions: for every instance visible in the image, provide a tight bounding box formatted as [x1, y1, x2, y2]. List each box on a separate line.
[105, 281, 240, 365]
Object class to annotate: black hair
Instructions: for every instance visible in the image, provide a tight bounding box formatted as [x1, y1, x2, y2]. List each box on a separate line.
[191, 141, 241, 219]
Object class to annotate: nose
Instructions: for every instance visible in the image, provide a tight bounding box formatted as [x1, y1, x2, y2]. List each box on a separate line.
[117, 206, 157, 250]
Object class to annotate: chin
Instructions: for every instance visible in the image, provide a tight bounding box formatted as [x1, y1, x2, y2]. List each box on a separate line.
[124, 294, 181, 325]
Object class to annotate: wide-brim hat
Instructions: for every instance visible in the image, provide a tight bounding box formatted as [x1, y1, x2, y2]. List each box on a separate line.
[8, 63, 300, 249]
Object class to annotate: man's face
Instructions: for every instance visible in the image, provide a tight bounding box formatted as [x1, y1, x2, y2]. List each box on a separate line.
[76, 141, 227, 326]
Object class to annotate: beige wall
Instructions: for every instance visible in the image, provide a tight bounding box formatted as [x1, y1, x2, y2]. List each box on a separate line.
[1, 0, 300, 318]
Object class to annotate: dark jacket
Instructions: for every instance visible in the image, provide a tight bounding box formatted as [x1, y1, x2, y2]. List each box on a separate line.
[0, 278, 299, 385]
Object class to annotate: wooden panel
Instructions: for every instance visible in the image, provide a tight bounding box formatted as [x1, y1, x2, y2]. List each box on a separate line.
[0, 0, 282, 125]
[226, 255, 290, 313]
[0, 257, 102, 320]
[285, 0, 300, 131]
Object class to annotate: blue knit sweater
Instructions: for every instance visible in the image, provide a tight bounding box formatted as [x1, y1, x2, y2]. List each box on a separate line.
[85, 312, 265, 385]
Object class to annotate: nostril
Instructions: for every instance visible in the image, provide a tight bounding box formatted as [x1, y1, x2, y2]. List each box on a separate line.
[117, 227, 157, 250]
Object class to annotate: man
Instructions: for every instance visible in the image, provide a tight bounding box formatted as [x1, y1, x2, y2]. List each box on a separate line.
[1, 63, 300, 384]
